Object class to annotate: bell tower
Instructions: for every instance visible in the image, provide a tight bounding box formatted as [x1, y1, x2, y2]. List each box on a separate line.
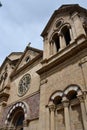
[37, 5, 87, 130]
[41, 4, 87, 60]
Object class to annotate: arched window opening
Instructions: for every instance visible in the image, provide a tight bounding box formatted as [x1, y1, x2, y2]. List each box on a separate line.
[52, 33, 60, 52]
[53, 96, 62, 105]
[66, 90, 77, 100]
[62, 26, 71, 46]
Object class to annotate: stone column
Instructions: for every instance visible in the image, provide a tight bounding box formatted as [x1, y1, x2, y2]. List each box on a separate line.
[77, 94, 87, 130]
[50, 41, 53, 56]
[69, 26, 74, 43]
[59, 32, 66, 50]
[46, 107, 50, 130]
[53, 40, 57, 55]
[69, 27, 73, 41]
[62, 97, 71, 130]
[49, 101, 55, 130]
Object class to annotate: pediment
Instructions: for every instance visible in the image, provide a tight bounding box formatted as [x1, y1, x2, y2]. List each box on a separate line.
[15, 46, 43, 71]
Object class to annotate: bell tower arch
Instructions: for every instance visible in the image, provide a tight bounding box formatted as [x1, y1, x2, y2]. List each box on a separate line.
[41, 4, 87, 59]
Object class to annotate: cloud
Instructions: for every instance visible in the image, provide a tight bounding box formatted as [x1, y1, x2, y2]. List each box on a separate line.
[0, 0, 87, 65]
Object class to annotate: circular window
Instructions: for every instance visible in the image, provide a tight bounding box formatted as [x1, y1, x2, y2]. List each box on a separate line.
[18, 74, 31, 96]
[55, 19, 63, 28]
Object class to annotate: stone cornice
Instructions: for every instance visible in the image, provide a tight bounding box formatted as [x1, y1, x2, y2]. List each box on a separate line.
[37, 39, 87, 75]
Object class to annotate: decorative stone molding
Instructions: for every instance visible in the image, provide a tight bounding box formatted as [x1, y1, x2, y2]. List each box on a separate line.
[79, 56, 87, 66]
[23, 119, 30, 127]
[62, 97, 69, 107]
[0, 87, 10, 103]
[58, 32, 63, 36]
[5, 102, 28, 125]
[77, 95, 84, 103]
[40, 79, 48, 86]
[83, 90, 87, 99]
[2, 101, 7, 107]
[48, 101, 56, 111]
[64, 85, 79, 95]
[51, 91, 63, 100]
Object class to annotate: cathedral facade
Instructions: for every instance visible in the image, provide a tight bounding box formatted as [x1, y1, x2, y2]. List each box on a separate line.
[0, 4, 87, 130]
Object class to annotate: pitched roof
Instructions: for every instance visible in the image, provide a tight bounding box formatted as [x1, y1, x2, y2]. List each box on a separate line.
[41, 4, 87, 37]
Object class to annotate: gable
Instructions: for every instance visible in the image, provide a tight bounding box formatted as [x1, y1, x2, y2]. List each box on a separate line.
[8, 52, 23, 61]
[16, 46, 43, 71]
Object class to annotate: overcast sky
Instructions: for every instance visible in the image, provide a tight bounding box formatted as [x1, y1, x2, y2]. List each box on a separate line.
[0, 0, 87, 65]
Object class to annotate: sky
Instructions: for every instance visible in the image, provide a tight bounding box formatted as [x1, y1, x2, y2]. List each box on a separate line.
[0, 0, 87, 65]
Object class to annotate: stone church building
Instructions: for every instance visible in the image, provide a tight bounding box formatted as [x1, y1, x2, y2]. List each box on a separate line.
[0, 4, 87, 130]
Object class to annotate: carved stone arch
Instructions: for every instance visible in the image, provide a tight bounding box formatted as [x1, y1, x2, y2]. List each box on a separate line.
[60, 23, 72, 46]
[49, 31, 60, 53]
[50, 90, 63, 105]
[5, 101, 30, 126]
[49, 31, 59, 42]
[60, 23, 71, 31]
[64, 84, 82, 100]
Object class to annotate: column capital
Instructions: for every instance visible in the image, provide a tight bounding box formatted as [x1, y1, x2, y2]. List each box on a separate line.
[58, 32, 63, 36]
[62, 96, 69, 107]
[83, 90, 87, 99]
[48, 101, 56, 111]
[77, 94, 84, 103]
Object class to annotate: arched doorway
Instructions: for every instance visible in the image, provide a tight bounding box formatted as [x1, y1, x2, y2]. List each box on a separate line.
[5, 102, 29, 130]
[12, 108, 24, 130]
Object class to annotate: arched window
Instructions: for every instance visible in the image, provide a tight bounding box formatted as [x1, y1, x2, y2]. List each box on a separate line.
[52, 33, 60, 52]
[64, 85, 81, 101]
[50, 91, 63, 105]
[61, 26, 71, 46]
